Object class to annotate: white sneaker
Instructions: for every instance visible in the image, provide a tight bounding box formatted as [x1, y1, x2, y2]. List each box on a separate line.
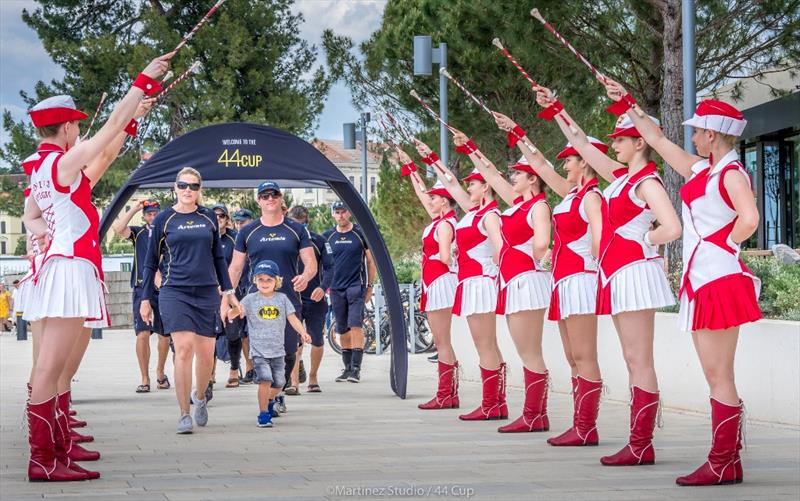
[192, 391, 209, 427]
[177, 413, 193, 434]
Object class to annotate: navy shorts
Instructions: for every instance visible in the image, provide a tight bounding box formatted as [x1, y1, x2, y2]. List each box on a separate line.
[158, 285, 220, 338]
[132, 287, 165, 335]
[301, 297, 327, 347]
[330, 285, 365, 335]
[283, 302, 302, 356]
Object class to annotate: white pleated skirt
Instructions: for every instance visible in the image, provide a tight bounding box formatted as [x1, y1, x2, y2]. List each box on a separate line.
[498, 271, 551, 315]
[13, 276, 33, 316]
[598, 259, 675, 315]
[549, 272, 598, 320]
[424, 273, 458, 312]
[24, 257, 109, 328]
[453, 276, 498, 317]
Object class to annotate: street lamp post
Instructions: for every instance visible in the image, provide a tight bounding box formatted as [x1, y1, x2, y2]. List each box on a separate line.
[682, 0, 696, 153]
[413, 35, 448, 169]
[343, 112, 371, 204]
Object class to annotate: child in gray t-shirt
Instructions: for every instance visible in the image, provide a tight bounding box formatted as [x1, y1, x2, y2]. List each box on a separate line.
[237, 260, 310, 428]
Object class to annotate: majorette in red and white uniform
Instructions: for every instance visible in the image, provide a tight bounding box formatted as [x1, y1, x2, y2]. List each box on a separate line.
[420, 181, 458, 312]
[677, 102, 761, 330]
[548, 138, 608, 320]
[23, 96, 109, 328]
[452, 169, 500, 317]
[14, 185, 45, 318]
[596, 115, 675, 315]
[496, 158, 551, 315]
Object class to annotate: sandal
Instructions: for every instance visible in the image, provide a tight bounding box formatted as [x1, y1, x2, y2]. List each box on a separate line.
[284, 386, 300, 396]
[307, 384, 322, 393]
[136, 384, 150, 393]
[226, 377, 240, 388]
[157, 376, 171, 390]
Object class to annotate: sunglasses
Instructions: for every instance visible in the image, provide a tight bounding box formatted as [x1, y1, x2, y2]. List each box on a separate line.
[176, 181, 201, 191]
[215, 212, 227, 219]
[258, 191, 281, 200]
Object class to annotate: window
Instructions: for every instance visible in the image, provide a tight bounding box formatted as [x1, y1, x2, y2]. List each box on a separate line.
[121, 262, 132, 272]
[1, 241, 5, 254]
[370, 177, 376, 194]
[305, 188, 313, 194]
[21, 222, 25, 233]
[0, 221, 5, 234]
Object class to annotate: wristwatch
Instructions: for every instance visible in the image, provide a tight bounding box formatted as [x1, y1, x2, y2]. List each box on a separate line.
[223, 289, 236, 296]
[366, 283, 374, 288]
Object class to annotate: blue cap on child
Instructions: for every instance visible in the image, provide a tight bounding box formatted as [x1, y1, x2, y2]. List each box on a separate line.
[252, 260, 280, 278]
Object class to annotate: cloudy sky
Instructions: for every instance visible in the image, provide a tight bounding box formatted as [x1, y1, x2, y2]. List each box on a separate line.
[0, 0, 387, 148]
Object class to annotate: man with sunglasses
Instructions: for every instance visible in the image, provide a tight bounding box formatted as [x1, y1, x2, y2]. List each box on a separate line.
[112, 199, 170, 394]
[228, 181, 316, 413]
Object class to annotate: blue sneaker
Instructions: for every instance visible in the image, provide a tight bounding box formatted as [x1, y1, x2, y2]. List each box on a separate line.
[257, 411, 273, 428]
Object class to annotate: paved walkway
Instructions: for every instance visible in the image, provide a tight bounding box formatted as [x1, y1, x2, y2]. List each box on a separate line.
[1, 331, 798, 500]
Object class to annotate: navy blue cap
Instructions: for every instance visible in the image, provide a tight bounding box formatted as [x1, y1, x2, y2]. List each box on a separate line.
[257, 181, 282, 194]
[211, 203, 228, 216]
[233, 208, 254, 221]
[142, 200, 160, 213]
[331, 201, 347, 211]
[252, 260, 280, 278]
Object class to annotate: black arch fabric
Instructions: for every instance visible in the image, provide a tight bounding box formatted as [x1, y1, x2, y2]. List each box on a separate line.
[98, 122, 408, 398]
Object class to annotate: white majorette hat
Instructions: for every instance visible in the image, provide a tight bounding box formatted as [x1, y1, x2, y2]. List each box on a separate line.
[462, 168, 486, 183]
[608, 114, 660, 138]
[557, 136, 609, 159]
[427, 181, 453, 199]
[509, 155, 537, 176]
[683, 99, 747, 137]
[28, 95, 88, 128]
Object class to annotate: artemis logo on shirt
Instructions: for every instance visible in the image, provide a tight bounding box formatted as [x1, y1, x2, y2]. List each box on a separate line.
[177, 221, 207, 230]
[334, 236, 353, 245]
[259, 233, 287, 243]
[258, 305, 280, 320]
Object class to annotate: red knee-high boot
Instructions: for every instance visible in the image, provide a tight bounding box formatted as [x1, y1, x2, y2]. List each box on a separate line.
[56, 392, 100, 462]
[601, 386, 659, 465]
[498, 368, 549, 433]
[459, 364, 508, 421]
[547, 375, 601, 446]
[676, 398, 743, 486]
[419, 361, 460, 409]
[27, 397, 89, 482]
[53, 402, 100, 479]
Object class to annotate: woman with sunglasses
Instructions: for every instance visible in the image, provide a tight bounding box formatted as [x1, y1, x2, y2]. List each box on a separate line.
[493, 111, 607, 445]
[140, 168, 239, 434]
[534, 86, 682, 466]
[448, 128, 554, 433]
[418, 137, 508, 421]
[397, 148, 460, 410]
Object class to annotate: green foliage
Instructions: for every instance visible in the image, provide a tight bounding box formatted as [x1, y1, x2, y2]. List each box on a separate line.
[307, 204, 335, 235]
[2, 0, 334, 207]
[107, 234, 134, 255]
[14, 237, 27, 256]
[370, 154, 429, 260]
[0, 175, 25, 217]
[742, 256, 800, 321]
[393, 258, 421, 284]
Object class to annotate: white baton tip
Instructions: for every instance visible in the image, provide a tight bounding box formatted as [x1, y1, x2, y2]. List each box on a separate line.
[439, 67, 449, 77]
[491, 38, 503, 49]
[530, 8, 544, 21]
[410, 89, 420, 99]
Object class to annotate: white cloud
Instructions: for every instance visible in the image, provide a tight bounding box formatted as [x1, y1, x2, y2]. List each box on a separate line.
[293, 0, 386, 44]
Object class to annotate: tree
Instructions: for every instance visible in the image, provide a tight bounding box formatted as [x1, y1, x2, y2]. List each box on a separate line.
[324, 0, 800, 266]
[1, 0, 334, 208]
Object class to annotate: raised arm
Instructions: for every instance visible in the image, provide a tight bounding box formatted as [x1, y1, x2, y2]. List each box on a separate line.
[414, 139, 472, 212]
[84, 98, 155, 186]
[535, 86, 621, 182]
[602, 77, 699, 179]
[112, 200, 143, 239]
[493, 111, 573, 197]
[398, 148, 436, 218]
[57, 52, 174, 188]
[452, 131, 516, 205]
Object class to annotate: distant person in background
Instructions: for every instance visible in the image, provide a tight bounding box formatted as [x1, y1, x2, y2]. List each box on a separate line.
[286, 205, 333, 393]
[231, 208, 255, 383]
[0, 284, 12, 331]
[113, 199, 170, 393]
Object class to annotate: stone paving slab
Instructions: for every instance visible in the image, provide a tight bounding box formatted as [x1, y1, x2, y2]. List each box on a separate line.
[1, 331, 798, 500]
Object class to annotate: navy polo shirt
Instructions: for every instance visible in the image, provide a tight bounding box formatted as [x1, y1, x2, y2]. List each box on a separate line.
[322, 225, 368, 291]
[300, 230, 333, 301]
[233, 217, 312, 307]
[141, 206, 233, 300]
[128, 224, 153, 288]
[220, 228, 237, 266]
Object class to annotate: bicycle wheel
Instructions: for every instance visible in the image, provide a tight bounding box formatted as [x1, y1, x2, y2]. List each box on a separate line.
[326, 322, 342, 355]
[414, 313, 435, 353]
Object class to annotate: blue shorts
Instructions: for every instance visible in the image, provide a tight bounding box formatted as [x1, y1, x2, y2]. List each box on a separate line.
[330, 285, 365, 335]
[132, 287, 165, 336]
[253, 356, 286, 388]
[158, 285, 220, 338]
[301, 297, 327, 347]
